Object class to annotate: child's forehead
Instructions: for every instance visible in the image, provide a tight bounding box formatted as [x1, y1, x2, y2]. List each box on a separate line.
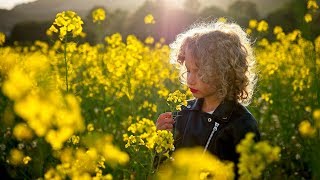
[184, 48, 200, 68]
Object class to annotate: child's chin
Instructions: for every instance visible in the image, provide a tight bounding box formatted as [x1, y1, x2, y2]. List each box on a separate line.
[192, 94, 202, 98]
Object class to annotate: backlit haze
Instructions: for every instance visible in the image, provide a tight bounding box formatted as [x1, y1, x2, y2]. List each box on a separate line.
[0, 0, 38, 10]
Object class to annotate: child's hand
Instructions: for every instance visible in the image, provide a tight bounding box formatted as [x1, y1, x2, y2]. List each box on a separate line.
[156, 112, 174, 131]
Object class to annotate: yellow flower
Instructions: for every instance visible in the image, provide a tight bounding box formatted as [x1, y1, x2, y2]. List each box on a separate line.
[313, 109, 320, 120]
[305, 106, 312, 112]
[248, 19, 258, 29]
[9, 149, 24, 165]
[154, 130, 174, 155]
[87, 123, 95, 132]
[167, 90, 188, 111]
[304, 13, 312, 23]
[13, 123, 33, 141]
[0, 32, 5, 45]
[273, 26, 283, 35]
[23, 156, 32, 165]
[45, 128, 74, 150]
[217, 17, 227, 23]
[145, 36, 154, 44]
[236, 133, 280, 179]
[70, 135, 80, 144]
[313, 109, 320, 128]
[92, 8, 106, 23]
[157, 147, 234, 180]
[246, 28, 252, 35]
[144, 14, 155, 24]
[260, 93, 273, 104]
[102, 143, 129, 166]
[47, 11, 84, 40]
[257, 20, 268, 32]
[2, 68, 33, 101]
[299, 120, 316, 137]
[307, 0, 319, 9]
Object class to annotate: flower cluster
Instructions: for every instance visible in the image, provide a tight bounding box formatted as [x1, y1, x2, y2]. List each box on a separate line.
[246, 19, 268, 34]
[157, 147, 234, 180]
[144, 14, 155, 24]
[123, 118, 174, 155]
[47, 11, 84, 40]
[166, 90, 188, 111]
[8, 148, 32, 165]
[0, 32, 5, 45]
[305, 0, 319, 23]
[1, 51, 85, 150]
[236, 133, 281, 179]
[298, 109, 320, 137]
[0, 10, 179, 179]
[45, 134, 129, 179]
[92, 8, 106, 23]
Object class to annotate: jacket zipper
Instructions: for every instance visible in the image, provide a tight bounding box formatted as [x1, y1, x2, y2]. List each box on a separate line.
[203, 122, 220, 154]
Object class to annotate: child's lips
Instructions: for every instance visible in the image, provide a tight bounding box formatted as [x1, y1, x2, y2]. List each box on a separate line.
[189, 88, 199, 93]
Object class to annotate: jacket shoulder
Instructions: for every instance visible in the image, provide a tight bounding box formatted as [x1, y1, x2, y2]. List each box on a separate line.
[229, 103, 260, 141]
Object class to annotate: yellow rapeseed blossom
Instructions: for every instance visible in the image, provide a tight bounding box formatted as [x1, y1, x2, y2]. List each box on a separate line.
[124, 118, 156, 148]
[138, 100, 158, 114]
[313, 109, 320, 128]
[154, 130, 174, 156]
[86, 135, 129, 166]
[87, 123, 95, 132]
[236, 133, 280, 179]
[144, 14, 155, 24]
[158, 89, 170, 98]
[123, 117, 174, 156]
[47, 11, 84, 40]
[256, 20, 268, 32]
[246, 28, 252, 35]
[9, 148, 24, 165]
[157, 147, 234, 180]
[307, 0, 319, 9]
[69, 135, 80, 145]
[2, 68, 33, 101]
[145, 36, 155, 44]
[44, 168, 62, 180]
[102, 143, 129, 166]
[46, 128, 74, 150]
[92, 8, 106, 23]
[13, 123, 33, 141]
[260, 93, 273, 104]
[217, 17, 227, 23]
[167, 90, 188, 111]
[305, 106, 312, 112]
[248, 19, 258, 29]
[23, 156, 32, 165]
[273, 26, 283, 35]
[304, 13, 312, 23]
[299, 120, 316, 137]
[0, 32, 5, 45]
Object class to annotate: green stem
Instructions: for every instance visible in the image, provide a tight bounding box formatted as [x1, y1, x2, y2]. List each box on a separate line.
[156, 152, 162, 172]
[64, 38, 68, 92]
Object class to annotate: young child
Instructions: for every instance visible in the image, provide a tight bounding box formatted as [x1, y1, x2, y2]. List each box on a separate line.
[156, 20, 260, 172]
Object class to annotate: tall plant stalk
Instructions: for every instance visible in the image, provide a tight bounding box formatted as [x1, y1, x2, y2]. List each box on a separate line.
[64, 38, 68, 92]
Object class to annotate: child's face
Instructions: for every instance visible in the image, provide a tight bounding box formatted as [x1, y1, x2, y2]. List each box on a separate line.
[184, 47, 218, 100]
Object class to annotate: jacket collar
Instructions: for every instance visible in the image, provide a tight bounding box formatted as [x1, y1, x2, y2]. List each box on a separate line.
[185, 98, 235, 123]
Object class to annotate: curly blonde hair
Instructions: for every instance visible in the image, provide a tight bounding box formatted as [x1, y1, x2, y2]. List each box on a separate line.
[170, 20, 257, 106]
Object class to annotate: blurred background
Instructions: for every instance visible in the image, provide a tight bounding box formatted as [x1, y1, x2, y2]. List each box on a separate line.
[0, 0, 318, 45]
[1, 0, 320, 179]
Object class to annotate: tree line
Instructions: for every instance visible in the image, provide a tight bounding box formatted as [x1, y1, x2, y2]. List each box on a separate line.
[5, 0, 320, 45]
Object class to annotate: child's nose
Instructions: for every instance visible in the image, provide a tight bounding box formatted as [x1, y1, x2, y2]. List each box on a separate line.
[187, 73, 196, 85]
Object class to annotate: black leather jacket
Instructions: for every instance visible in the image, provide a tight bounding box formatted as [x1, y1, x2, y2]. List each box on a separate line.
[173, 98, 260, 165]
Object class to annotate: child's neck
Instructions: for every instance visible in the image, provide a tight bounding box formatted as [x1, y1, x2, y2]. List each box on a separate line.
[202, 97, 221, 113]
